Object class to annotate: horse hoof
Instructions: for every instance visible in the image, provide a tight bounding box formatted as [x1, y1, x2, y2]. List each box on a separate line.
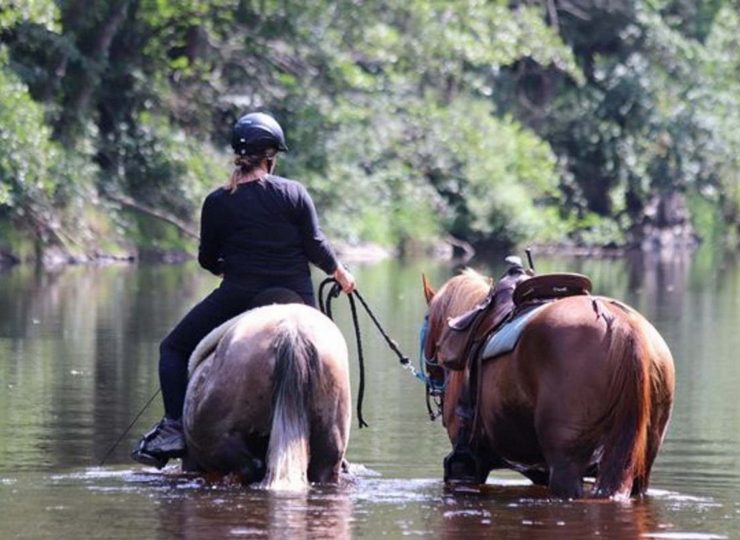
[181, 454, 203, 473]
[443, 451, 481, 484]
[239, 458, 266, 485]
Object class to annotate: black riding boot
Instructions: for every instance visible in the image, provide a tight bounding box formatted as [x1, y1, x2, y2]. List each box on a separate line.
[131, 417, 186, 469]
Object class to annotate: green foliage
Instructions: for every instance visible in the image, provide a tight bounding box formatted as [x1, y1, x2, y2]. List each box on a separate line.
[697, 4, 740, 247]
[0, 0, 58, 32]
[309, 93, 562, 248]
[1, 0, 739, 261]
[350, 1, 582, 93]
[107, 113, 208, 214]
[0, 55, 100, 254]
[0, 51, 57, 224]
[269, 0, 576, 247]
[402, 99, 561, 245]
[496, 0, 740, 249]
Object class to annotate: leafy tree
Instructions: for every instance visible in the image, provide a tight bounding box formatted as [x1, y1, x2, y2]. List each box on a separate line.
[0, 1, 100, 259]
[1, 0, 739, 261]
[500, 0, 739, 248]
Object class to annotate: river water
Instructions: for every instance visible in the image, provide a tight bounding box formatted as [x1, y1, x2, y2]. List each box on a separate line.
[1, 249, 738, 538]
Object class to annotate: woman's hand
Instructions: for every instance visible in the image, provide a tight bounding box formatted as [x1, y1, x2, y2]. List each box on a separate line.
[333, 265, 356, 294]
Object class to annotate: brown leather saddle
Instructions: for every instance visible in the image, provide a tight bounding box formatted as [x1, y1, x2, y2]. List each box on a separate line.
[441, 270, 592, 370]
[513, 272, 592, 306]
[439, 266, 528, 370]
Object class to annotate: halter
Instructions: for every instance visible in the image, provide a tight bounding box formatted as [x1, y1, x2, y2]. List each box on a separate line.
[419, 314, 447, 393]
[418, 313, 447, 420]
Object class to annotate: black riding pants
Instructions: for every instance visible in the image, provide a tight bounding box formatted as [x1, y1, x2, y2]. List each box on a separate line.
[159, 277, 315, 419]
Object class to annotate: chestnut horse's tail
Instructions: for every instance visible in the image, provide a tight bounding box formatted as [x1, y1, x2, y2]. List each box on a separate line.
[594, 304, 652, 498]
[260, 321, 319, 490]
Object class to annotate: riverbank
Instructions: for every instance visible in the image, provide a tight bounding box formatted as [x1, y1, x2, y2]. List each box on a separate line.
[0, 241, 396, 271]
[0, 225, 706, 271]
[0, 239, 704, 272]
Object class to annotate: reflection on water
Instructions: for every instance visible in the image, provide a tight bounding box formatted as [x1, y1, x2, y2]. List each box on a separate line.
[1, 250, 739, 538]
[152, 478, 355, 539]
[2, 467, 731, 539]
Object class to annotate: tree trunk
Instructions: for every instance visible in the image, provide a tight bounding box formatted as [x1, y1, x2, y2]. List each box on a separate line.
[57, 0, 133, 141]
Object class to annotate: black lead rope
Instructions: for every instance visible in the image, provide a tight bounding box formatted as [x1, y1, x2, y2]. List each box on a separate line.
[319, 278, 416, 429]
[348, 288, 438, 421]
[318, 277, 340, 319]
[348, 294, 369, 429]
[319, 277, 368, 428]
[350, 289, 411, 368]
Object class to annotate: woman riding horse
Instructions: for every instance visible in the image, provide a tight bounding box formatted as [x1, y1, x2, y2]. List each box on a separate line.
[131, 112, 355, 468]
[421, 264, 675, 499]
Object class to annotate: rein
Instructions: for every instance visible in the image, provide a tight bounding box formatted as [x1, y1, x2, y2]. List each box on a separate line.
[99, 389, 161, 466]
[318, 278, 428, 428]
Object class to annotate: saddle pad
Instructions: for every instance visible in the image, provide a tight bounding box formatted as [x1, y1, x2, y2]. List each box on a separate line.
[481, 303, 549, 360]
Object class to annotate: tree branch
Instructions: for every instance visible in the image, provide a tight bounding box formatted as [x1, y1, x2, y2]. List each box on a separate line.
[547, 0, 560, 31]
[106, 193, 200, 240]
[446, 235, 475, 262]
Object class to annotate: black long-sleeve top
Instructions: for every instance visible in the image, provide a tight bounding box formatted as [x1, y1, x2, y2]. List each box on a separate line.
[197, 175, 339, 283]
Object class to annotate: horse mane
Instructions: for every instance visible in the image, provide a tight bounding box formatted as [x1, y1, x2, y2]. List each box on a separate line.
[433, 268, 492, 315]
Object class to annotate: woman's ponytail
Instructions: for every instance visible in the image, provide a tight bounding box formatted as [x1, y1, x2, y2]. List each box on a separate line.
[226, 148, 278, 193]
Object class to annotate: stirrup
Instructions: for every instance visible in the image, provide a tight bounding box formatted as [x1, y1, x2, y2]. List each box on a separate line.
[131, 447, 168, 469]
[130, 417, 185, 468]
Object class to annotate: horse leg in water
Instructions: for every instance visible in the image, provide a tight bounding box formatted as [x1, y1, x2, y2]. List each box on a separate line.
[535, 400, 591, 499]
[183, 349, 271, 483]
[308, 423, 349, 483]
[518, 301, 617, 499]
[534, 405, 590, 498]
[306, 346, 351, 483]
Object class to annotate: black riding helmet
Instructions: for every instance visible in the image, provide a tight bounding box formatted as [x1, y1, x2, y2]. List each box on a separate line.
[231, 112, 289, 155]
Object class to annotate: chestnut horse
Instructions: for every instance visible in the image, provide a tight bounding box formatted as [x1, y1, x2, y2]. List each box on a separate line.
[182, 303, 351, 490]
[422, 268, 675, 499]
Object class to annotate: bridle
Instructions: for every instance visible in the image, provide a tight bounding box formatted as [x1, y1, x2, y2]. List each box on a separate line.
[419, 312, 446, 420]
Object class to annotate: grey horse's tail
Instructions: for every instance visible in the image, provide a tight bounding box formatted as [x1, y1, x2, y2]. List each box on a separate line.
[260, 319, 320, 490]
